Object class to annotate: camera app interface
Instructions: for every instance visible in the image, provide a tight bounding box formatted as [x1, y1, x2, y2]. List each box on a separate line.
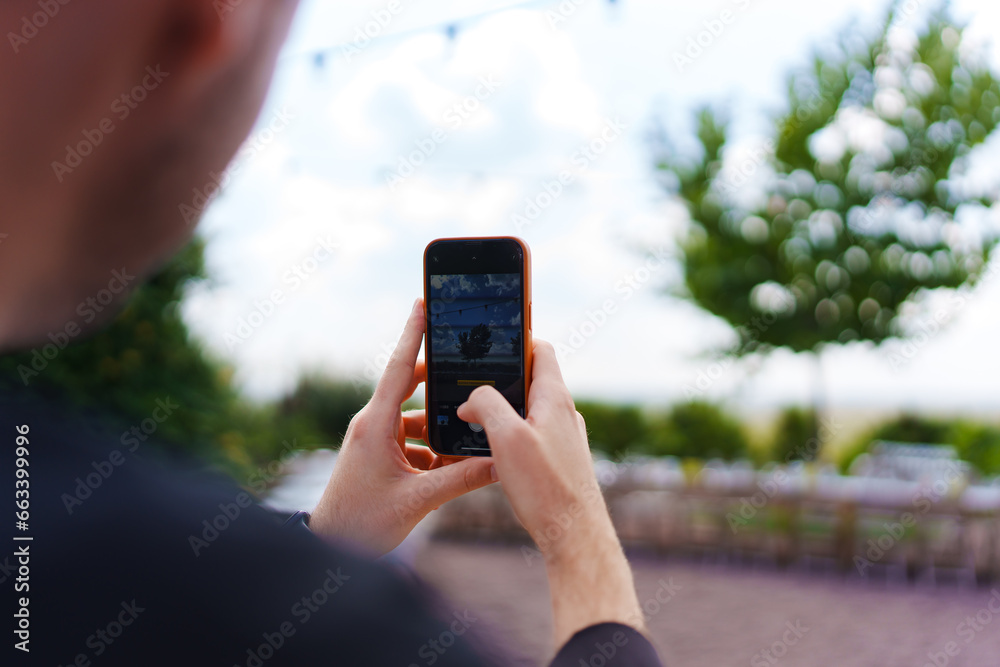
[429, 273, 524, 453]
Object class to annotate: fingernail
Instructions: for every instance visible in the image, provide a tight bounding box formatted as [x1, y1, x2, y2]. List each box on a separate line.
[490, 465, 498, 482]
[412, 298, 422, 314]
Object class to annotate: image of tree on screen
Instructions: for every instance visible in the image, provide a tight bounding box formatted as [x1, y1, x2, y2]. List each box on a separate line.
[429, 274, 522, 375]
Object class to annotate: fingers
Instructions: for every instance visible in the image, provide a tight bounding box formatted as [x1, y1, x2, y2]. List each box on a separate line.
[402, 410, 425, 440]
[457, 385, 530, 460]
[404, 360, 426, 402]
[526, 340, 569, 407]
[530, 339, 565, 385]
[371, 299, 425, 421]
[403, 443, 436, 470]
[415, 457, 496, 508]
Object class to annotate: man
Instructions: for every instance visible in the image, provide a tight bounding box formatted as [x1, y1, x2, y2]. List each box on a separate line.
[0, 1, 663, 664]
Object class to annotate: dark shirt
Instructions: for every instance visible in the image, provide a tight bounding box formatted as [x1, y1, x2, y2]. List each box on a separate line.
[1, 385, 663, 666]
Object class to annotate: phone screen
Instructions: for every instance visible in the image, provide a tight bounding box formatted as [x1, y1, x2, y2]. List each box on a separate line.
[424, 238, 529, 456]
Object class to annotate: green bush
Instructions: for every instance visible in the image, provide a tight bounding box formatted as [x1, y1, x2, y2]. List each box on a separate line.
[770, 407, 819, 463]
[950, 422, 1000, 477]
[648, 401, 748, 461]
[840, 414, 1000, 476]
[279, 374, 370, 446]
[575, 401, 648, 459]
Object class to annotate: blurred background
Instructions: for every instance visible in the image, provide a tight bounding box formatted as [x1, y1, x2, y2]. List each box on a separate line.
[6, 0, 1000, 664]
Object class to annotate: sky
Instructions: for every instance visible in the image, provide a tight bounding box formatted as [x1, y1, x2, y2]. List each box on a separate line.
[428, 273, 522, 360]
[181, 0, 1000, 414]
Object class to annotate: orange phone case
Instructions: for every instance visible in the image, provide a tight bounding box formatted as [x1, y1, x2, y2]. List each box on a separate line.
[422, 236, 532, 458]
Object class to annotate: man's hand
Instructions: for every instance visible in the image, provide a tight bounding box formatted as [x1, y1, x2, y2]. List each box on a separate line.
[309, 299, 496, 556]
[457, 340, 646, 648]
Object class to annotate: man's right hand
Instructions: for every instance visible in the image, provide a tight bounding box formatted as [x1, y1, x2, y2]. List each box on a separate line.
[457, 340, 646, 649]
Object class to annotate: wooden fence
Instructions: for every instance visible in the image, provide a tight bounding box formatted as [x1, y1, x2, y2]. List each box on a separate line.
[431, 460, 1000, 584]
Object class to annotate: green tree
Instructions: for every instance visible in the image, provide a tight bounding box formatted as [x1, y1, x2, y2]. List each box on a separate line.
[649, 401, 748, 461]
[509, 331, 521, 358]
[655, 6, 1000, 457]
[0, 241, 325, 477]
[456, 323, 493, 364]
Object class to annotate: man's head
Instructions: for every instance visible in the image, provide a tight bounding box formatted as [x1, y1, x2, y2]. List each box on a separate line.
[0, 0, 300, 350]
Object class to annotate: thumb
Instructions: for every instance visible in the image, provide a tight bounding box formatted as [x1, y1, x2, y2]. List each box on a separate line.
[415, 457, 496, 509]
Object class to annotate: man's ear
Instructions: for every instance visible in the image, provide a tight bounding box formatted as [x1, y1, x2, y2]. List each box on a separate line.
[150, 0, 270, 96]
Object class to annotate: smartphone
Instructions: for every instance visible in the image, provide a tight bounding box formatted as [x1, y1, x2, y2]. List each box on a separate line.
[424, 237, 532, 457]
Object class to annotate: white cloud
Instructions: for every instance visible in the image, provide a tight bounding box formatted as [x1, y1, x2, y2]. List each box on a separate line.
[180, 0, 1000, 414]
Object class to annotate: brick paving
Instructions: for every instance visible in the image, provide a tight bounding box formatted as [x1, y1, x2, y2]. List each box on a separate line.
[415, 540, 1000, 667]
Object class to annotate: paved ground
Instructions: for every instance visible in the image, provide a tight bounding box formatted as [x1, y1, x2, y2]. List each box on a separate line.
[415, 540, 1000, 667]
[266, 451, 1000, 666]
